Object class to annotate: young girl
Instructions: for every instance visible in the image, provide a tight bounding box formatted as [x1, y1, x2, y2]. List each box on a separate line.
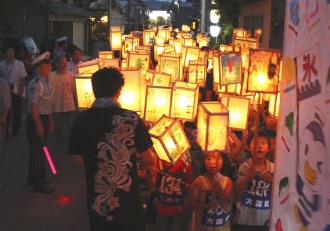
[187, 151, 233, 231]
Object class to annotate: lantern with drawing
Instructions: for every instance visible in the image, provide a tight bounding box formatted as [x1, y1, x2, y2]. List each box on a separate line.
[197, 102, 229, 152]
[149, 115, 191, 164]
[171, 81, 199, 121]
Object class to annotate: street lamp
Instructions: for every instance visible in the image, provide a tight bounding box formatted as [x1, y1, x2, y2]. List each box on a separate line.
[210, 25, 220, 47]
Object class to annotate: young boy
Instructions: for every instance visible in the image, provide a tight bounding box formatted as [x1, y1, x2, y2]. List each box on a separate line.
[262, 128, 277, 163]
[233, 130, 274, 231]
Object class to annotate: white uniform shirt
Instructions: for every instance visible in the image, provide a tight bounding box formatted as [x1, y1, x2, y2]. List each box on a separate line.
[49, 70, 76, 113]
[67, 60, 82, 76]
[0, 59, 27, 89]
[27, 75, 54, 115]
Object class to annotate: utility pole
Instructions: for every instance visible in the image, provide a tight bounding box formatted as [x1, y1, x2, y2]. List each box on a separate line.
[201, 0, 205, 32]
[108, 0, 112, 39]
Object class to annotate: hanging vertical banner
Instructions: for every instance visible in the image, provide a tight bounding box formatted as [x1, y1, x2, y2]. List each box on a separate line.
[270, 1, 330, 231]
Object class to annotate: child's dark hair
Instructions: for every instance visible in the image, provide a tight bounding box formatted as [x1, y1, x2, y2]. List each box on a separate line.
[261, 128, 276, 139]
[200, 151, 232, 177]
[246, 129, 271, 148]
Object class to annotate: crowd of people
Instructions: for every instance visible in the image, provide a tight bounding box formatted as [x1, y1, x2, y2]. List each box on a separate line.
[0, 37, 278, 231]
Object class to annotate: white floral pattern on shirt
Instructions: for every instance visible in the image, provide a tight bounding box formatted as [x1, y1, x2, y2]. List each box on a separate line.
[92, 111, 138, 221]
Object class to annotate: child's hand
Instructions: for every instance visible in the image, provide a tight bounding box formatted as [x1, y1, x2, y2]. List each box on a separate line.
[261, 172, 273, 184]
[209, 200, 218, 210]
[212, 181, 223, 195]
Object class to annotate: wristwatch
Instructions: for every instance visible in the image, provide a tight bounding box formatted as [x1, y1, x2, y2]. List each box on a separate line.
[0, 122, 4, 128]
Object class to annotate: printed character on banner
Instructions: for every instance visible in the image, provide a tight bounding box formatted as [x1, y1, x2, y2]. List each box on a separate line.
[294, 111, 330, 231]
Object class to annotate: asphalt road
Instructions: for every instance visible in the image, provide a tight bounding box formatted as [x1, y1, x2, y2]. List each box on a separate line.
[0, 72, 184, 231]
[0, 73, 89, 231]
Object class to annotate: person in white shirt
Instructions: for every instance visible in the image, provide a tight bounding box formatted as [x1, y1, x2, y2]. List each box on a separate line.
[67, 47, 82, 76]
[0, 46, 27, 137]
[49, 56, 77, 151]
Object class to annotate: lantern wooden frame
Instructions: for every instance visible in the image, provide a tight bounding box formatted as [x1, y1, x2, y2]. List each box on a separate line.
[77, 61, 99, 77]
[197, 102, 229, 152]
[110, 29, 122, 50]
[118, 68, 142, 112]
[149, 115, 191, 164]
[98, 59, 119, 69]
[144, 85, 173, 123]
[225, 95, 250, 130]
[212, 50, 221, 84]
[159, 54, 182, 82]
[247, 49, 282, 93]
[98, 51, 114, 59]
[171, 81, 199, 121]
[74, 75, 95, 109]
[143, 30, 156, 46]
[233, 37, 258, 70]
[182, 46, 200, 68]
[220, 52, 242, 86]
[188, 60, 206, 86]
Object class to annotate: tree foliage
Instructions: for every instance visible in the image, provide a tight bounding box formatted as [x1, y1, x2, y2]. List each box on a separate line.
[213, 0, 240, 27]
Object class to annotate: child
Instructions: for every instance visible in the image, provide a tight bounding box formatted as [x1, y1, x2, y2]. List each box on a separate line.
[233, 130, 274, 231]
[262, 128, 276, 163]
[187, 151, 233, 231]
[154, 155, 192, 231]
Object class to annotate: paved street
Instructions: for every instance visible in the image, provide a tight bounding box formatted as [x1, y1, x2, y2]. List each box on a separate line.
[0, 74, 181, 231]
[0, 75, 89, 231]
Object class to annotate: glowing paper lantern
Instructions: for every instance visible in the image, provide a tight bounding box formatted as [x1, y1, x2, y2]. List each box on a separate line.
[125, 37, 139, 53]
[157, 28, 169, 42]
[144, 85, 172, 123]
[197, 102, 229, 152]
[159, 54, 182, 82]
[220, 52, 242, 85]
[155, 36, 165, 45]
[152, 71, 172, 86]
[182, 35, 193, 46]
[118, 68, 142, 112]
[247, 49, 282, 93]
[77, 60, 99, 77]
[75, 75, 95, 109]
[173, 40, 182, 54]
[98, 59, 119, 69]
[171, 81, 199, 121]
[149, 115, 191, 164]
[225, 95, 250, 130]
[188, 60, 206, 86]
[212, 50, 221, 84]
[110, 28, 122, 50]
[143, 29, 156, 46]
[98, 51, 114, 59]
[154, 45, 165, 61]
[268, 92, 281, 118]
[182, 46, 200, 68]
[197, 37, 208, 48]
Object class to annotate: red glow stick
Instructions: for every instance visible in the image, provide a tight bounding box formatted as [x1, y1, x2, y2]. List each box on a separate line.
[43, 146, 57, 174]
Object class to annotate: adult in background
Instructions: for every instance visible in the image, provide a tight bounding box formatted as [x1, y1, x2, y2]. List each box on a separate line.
[0, 78, 11, 187]
[199, 46, 217, 101]
[26, 52, 55, 194]
[99, 39, 110, 51]
[67, 44, 78, 61]
[0, 46, 27, 138]
[69, 67, 154, 231]
[67, 47, 82, 76]
[49, 56, 77, 151]
[52, 36, 67, 61]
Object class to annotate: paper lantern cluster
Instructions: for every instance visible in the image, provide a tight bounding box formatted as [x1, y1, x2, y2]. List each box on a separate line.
[73, 26, 282, 164]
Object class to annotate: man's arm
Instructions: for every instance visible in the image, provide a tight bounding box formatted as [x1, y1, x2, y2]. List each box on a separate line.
[18, 77, 25, 97]
[138, 148, 154, 168]
[30, 104, 44, 139]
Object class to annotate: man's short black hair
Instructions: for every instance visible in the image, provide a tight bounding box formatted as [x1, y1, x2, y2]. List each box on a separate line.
[67, 44, 78, 55]
[3, 45, 15, 54]
[246, 129, 271, 148]
[92, 67, 125, 98]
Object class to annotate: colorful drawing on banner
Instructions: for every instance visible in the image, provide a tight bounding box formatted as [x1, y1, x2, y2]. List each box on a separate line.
[220, 52, 242, 85]
[325, 67, 330, 113]
[306, 0, 320, 33]
[288, 0, 300, 38]
[295, 112, 328, 231]
[278, 177, 291, 212]
[294, 44, 321, 101]
[247, 49, 281, 93]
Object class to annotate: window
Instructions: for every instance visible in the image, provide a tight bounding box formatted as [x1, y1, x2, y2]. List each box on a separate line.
[244, 14, 263, 42]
